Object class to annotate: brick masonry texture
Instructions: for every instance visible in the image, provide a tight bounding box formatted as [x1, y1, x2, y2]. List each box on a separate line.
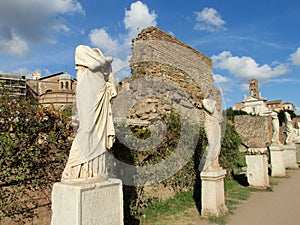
[117, 26, 222, 123]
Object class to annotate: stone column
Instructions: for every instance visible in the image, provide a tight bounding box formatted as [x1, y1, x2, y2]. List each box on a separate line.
[51, 178, 123, 225]
[200, 169, 227, 216]
[269, 144, 286, 177]
[246, 154, 269, 187]
[283, 144, 298, 168]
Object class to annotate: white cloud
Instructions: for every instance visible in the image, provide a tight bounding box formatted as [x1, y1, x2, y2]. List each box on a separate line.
[45, 0, 84, 14]
[124, 1, 157, 40]
[213, 74, 232, 94]
[0, 31, 29, 56]
[12, 68, 30, 77]
[89, 28, 119, 52]
[0, 0, 83, 56]
[194, 8, 226, 32]
[240, 83, 249, 93]
[213, 74, 230, 83]
[212, 51, 290, 81]
[87, 1, 157, 81]
[112, 57, 130, 73]
[290, 47, 300, 66]
[112, 57, 131, 82]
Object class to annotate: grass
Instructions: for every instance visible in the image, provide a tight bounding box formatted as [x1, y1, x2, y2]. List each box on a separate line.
[208, 213, 228, 225]
[140, 189, 195, 224]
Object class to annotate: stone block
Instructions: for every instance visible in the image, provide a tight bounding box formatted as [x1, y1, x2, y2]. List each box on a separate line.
[200, 169, 227, 216]
[283, 144, 298, 168]
[296, 143, 300, 164]
[246, 155, 269, 187]
[51, 178, 123, 225]
[294, 139, 300, 164]
[270, 144, 286, 177]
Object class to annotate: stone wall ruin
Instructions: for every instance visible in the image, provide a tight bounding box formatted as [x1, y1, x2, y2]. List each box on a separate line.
[114, 26, 221, 124]
[234, 115, 272, 149]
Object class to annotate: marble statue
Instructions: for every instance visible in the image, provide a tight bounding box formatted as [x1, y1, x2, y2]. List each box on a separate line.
[271, 111, 280, 144]
[62, 45, 117, 182]
[200, 98, 222, 171]
[284, 111, 295, 145]
[297, 122, 300, 136]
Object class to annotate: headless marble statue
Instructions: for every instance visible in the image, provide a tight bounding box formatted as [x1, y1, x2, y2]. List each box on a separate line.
[200, 98, 222, 172]
[62, 45, 117, 182]
[284, 111, 295, 145]
[271, 111, 280, 144]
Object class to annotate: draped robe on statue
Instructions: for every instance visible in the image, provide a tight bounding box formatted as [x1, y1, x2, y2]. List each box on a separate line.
[199, 99, 222, 172]
[271, 111, 280, 144]
[284, 111, 295, 145]
[62, 45, 117, 181]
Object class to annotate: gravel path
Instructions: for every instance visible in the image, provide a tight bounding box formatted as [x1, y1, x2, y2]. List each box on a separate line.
[227, 169, 300, 225]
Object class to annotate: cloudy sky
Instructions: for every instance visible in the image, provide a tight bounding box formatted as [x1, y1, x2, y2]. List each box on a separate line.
[1, 0, 300, 113]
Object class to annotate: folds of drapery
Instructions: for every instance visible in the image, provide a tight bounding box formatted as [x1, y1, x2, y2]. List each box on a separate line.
[200, 99, 222, 171]
[62, 45, 117, 179]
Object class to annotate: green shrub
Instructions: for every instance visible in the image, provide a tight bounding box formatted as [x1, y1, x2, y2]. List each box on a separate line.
[220, 123, 241, 175]
[0, 94, 72, 223]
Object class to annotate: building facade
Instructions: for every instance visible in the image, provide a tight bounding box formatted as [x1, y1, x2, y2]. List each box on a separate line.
[27, 72, 77, 108]
[0, 74, 26, 98]
[235, 79, 295, 114]
[235, 79, 270, 115]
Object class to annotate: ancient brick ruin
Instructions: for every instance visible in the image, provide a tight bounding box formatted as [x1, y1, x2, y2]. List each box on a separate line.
[114, 26, 221, 124]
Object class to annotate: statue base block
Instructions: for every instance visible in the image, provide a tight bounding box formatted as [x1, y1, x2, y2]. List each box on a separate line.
[246, 155, 269, 187]
[51, 178, 123, 225]
[295, 143, 300, 164]
[283, 144, 298, 168]
[270, 144, 286, 177]
[200, 169, 227, 216]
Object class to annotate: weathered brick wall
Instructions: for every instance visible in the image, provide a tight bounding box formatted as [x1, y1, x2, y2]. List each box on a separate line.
[130, 27, 221, 108]
[234, 115, 272, 148]
[130, 61, 204, 109]
[114, 76, 201, 124]
[116, 27, 221, 124]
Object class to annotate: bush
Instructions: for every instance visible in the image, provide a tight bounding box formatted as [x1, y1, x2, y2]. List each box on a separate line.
[0, 94, 73, 223]
[220, 122, 241, 175]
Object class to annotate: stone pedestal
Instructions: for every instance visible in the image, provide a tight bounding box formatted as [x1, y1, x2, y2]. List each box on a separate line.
[283, 144, 298, 168]
[200, 169, 227, 216]
[246, 155, 269, 187]
[294, 138, 300, 164]
[51, 178, 123, 225]
[270, 144, 286, 177]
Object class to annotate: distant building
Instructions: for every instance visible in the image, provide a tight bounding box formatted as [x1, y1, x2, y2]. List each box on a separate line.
[235, 79, 270, 115]
[266, 99, 283, 112]
[26, 72, 77, 108]
[282, 102, 295, 111]
[235, 79, 295, 114]
[0, 74, 26, 98]
[249, 79, 259, 98]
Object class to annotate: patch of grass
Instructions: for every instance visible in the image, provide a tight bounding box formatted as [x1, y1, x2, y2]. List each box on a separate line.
[208, 213, 228, 225]
[225, 199, 239, 212]
[140, 189, 195, 223]
[223, 175, 253, 217]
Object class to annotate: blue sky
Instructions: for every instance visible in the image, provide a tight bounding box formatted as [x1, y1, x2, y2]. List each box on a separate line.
[0, 0, 300, 114]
